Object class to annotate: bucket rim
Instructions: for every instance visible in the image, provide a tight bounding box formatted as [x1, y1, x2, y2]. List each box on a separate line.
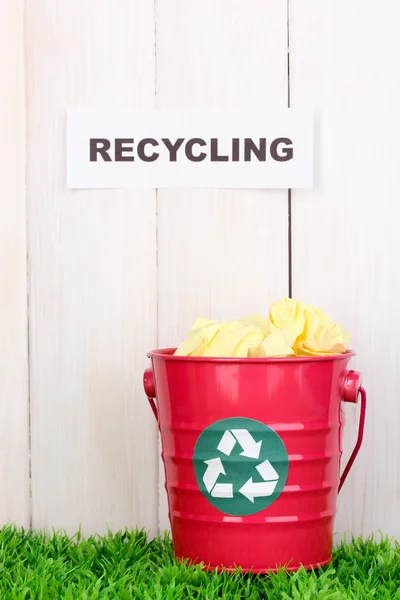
[147, 348, 356, 363]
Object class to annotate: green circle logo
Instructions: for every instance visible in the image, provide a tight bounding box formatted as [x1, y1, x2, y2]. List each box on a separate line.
[193, 417, 289, 516]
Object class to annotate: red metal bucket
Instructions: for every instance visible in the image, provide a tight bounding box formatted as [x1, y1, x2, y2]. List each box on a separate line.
[143, 349, 366, 573]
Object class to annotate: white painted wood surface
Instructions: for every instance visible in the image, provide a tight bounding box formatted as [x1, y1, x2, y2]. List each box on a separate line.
[25, 0, 158, 536]
[290, 0, 400, 539]
[156, 0, 289, 533]
[0, 0, 399, 540]
[0, 0, 29, 528]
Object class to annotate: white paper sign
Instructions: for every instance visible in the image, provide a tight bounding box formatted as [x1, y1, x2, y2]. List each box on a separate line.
[67, 108, 313, 189]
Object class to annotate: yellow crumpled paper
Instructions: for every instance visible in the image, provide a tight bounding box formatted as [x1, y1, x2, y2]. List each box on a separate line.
[174, 298, 351, 358]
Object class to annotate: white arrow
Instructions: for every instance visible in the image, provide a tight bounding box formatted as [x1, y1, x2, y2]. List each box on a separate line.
[256, 459, 279, 481]
[211, 483, 233, 498]
[239, 478, 278, 502]
[217, 430, 236, 456]
[203, 458, 225, 493]
[230, 429, 262, 459]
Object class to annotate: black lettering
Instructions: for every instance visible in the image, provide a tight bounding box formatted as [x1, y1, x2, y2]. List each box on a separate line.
[137, 138, 159, 162]
[90, 138, 112, 162]
[270, 138, 293, 161]
[210, 138, 229, 162]
[162, 138, 184, 161]
[232, 138, 240, 162]
[115, 138, 134, 162]
[244, 138, 266, 162]
[185, 138, 207, 162]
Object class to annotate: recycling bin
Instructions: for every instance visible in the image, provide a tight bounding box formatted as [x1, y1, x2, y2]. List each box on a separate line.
[143, 349, 366, 573]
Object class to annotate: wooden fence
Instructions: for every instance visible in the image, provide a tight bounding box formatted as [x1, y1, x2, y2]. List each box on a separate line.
[1, 0, 397, 539]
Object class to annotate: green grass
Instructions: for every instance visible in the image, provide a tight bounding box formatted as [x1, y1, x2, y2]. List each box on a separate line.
[0, 527, 399, 599]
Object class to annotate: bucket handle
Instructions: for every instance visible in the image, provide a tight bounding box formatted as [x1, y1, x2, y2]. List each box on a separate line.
[143, 367, 158, 422]
[143, 366, 366, 492]
[338, 370, 367, 493]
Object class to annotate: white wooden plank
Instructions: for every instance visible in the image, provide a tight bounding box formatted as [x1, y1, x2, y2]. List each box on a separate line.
[26, 0, 158, 536]
[0, 0, 29, 527]
[156, 0, 289, 533]
[290, 0, 400, 538]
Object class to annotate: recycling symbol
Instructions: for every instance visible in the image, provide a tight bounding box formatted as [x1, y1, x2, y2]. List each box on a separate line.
[193, 417, 289, 516]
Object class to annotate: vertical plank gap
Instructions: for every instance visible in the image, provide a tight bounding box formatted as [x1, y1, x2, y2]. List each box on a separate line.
[153, 0, 162, 537]
[23, 0, 33, 531]
[287, 0, 292, 298]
